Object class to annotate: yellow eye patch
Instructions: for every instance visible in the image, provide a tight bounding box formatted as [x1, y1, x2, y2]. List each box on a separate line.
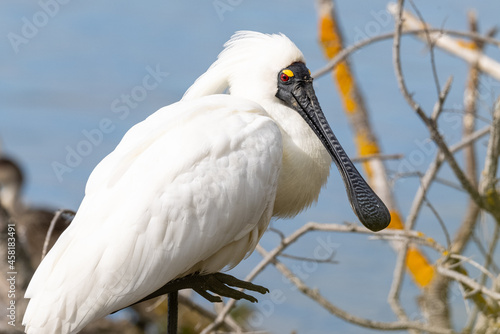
[282, 69, 294, 77]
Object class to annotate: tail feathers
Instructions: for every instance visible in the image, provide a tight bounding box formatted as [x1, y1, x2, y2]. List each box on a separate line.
[24, 318, 66, 334]
[23, 293, 81, 334]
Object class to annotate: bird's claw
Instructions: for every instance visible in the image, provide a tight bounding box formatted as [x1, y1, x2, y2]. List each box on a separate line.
[193, 273, 269, 303]
[116, 272, 269, 313]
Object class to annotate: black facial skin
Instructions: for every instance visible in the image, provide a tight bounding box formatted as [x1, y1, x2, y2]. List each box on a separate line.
[276, 62, 391, 232]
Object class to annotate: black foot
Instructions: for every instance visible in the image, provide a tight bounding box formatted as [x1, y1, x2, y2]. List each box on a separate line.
[192, 273, 269, 303]
[114, 272, 269, 313]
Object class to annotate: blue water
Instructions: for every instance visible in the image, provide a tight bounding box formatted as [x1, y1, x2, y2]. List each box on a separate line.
[2, 1, 500, 333]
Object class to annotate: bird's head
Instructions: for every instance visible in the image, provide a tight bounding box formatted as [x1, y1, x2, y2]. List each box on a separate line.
[183, 31, 305, 103]
[183, 31, 391, 232]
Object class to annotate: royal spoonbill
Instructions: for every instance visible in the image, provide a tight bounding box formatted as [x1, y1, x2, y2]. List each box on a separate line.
[23, 31, 390, 333]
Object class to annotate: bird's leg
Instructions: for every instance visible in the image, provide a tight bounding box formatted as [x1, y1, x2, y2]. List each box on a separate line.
[167, 291, 178, 334]
[116, 272, 269, 313]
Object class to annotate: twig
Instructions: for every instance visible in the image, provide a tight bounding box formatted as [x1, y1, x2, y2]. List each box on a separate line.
[437, 266, 500, 301]
[405, 123, 490, 230]
[278, 252, 337, 264]
[202, 222, 439, 333]
[41, 209, 74, 260]
[351, 153, 403, 163]
[448, 254, 496, 282]
[312, 29, 500, 80]
[408, 0, 441, 96]
[387, 3, 500, 81]
[478, 222, 500, 289]
[423, 197, 451, 249]
[479, 97, 500, 213]
[387, 242, 410, 320]
[370, 234, 446, 253]
[431, 76, 454, 122]
[471, 233, 500, 274]
[393, 0, 484, 210]
[256, 245, 456, 334]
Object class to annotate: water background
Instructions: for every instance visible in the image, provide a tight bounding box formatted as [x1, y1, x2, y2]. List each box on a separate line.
[1, 1, 500, 333]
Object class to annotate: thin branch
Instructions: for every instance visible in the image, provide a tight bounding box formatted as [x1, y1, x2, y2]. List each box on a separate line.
[351, 153, 403, 163]
[202, 222, 444, 333]
[448, 254, 496, 282]
[393, 0, 484, 210]
[405, 125, 490, 232]
[278, 252, 337, 264]
[479, 97, 500, 214]
[41, 209, 74, 260]
[267, 227, 286, 241]
[387, 4, 500, 81]
[478, 222, 500, 290]
[437, 266, 500, 301]
[431, 76, 454, 122]
[408, 0, 441, 96]
[312, 29, 500, 80]
[471, 233, 500, 274]
[257, 245, 456, 334]
[387, 242, 410, 320]
[423, 197, 451, 249]
[370, 234, 446, 253]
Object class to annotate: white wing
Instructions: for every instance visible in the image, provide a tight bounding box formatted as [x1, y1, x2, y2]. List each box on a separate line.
[23, 94, 282, 334]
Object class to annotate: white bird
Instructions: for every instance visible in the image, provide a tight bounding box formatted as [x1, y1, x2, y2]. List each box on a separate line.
[23, 31, 390, 333]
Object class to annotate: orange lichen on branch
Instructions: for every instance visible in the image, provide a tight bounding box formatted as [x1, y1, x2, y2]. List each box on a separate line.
[335, 63, 357, 113]
[388, 210, 404, 230]
[317, 0, 436, 289]
[319, 13, 358, 114]
[456, 39, 477, 50]
[319, 13, 342, 57]
[406, 246, 435, 287]
[355, 131, 380, 178]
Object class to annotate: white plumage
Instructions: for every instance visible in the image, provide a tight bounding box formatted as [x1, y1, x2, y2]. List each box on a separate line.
[23, 31, 335, 333]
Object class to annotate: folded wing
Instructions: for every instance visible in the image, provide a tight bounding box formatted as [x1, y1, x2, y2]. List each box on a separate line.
[23, 95, 282, 334]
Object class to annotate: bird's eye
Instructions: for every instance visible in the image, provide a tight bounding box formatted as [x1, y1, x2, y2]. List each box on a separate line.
[280, 73, 290, 82]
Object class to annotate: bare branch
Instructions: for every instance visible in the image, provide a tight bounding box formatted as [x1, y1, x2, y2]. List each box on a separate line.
[257, 245, 457, 334]
[448, 254, 496, 282]
[387, 243, 410, 320]
[479, 97, 500, 215]
[387, 3, 500, 81]
[408, 0, 441, 96]
[452, 10, 484, 255]
[431, 76, 454, 122]
[351, 153, 403, 163]
[393, 0, 485, 210]
[41, 209, 74, 260]
[405, 125, 490, 231]
[202, 222, 446, 333]
[312, 29, 500, 80]
[437, 266, 500, 301]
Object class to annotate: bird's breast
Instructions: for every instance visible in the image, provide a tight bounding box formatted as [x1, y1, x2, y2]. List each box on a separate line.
[272, 131, 331, 218]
